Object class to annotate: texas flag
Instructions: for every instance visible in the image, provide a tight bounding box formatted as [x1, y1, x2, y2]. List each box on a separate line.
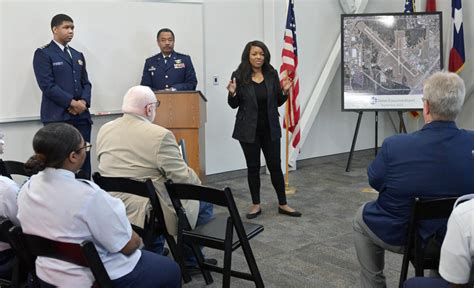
[448, 0, 465, 73]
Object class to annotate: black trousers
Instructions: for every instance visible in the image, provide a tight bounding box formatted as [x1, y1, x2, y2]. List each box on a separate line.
[239, 133, 287, 206]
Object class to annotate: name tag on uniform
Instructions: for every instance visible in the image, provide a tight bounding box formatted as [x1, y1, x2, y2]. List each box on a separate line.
[174, 63, 185, 69]
[52, 61, 64, 66]
[148, 66, 156, 71]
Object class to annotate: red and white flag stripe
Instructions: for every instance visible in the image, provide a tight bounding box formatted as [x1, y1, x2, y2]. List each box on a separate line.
[280, 0, 301, 149]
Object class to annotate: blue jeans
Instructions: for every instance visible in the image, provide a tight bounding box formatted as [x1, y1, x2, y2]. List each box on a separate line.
[148, 201, 214, 264]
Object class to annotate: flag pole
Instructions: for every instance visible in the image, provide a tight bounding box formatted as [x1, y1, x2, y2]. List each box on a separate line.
[285, 90, 296, 195]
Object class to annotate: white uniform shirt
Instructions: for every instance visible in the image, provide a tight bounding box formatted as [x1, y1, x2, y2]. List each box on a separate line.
[439, 195, 474, 284]
[17, 168, 141, 287]
[0, 176, 19, 251]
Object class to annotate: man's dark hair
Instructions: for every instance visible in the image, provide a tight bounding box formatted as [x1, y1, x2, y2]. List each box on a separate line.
[51, 14, 73, 29]
[157, 28, 175, 40]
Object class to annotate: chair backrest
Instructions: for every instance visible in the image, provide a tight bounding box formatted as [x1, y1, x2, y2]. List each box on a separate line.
[0, 160, 29, 178]
[412, 197, 458, 221]
[399, 196, 458, 287]
[8, 226, 113, 288]
[92, 172, 167, 236]
[164, 179, 243, 231]
[0, 160, 10, 179]
[178, 139, 188, 165]
[0, 217, 13, 243]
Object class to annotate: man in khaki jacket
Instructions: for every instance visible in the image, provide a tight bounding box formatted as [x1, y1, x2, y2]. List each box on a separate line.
[96, 85, 213, 267]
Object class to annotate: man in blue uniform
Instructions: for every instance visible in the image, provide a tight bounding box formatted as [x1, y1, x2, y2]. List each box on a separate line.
[140, 28, 197, 91]
[33, 14, 92, 179]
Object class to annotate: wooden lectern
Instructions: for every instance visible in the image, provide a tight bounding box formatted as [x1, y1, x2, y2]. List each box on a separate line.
[154, 91, 207, 180]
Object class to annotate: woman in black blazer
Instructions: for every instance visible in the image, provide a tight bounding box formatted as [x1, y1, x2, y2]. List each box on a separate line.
[227, 40, 301, 219]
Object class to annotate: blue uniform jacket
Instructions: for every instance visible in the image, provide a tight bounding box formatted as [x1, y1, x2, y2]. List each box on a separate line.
[363, 121, 474, 246]
[33, 41, 92, 124]
[140, 51, 197, 91]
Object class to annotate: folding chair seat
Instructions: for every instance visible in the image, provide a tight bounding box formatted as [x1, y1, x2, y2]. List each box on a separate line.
[8, 225, 113, 288]
[398, 197, 458, 287]
[165, 179, 264, 288]
[92, 172, 190, 283]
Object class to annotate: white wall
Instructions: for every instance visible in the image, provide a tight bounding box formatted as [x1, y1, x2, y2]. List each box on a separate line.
[0, 0, 473, 175]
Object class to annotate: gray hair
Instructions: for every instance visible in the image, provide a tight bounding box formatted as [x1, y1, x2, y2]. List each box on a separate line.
[423, 71, 465, 121]
[121, 86, 156, 116]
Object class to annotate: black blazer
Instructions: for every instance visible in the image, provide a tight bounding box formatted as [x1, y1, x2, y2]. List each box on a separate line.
[228, 69, 287, 143]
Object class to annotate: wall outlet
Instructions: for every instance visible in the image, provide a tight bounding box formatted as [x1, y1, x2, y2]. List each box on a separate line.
[212, 75, 219, 86]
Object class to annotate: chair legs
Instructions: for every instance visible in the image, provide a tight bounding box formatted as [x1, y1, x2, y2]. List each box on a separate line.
[239, 235, 264, 288]
[165, 234, 192, 283]
[222, 219, 234, 288]
[190, 243, 213, 285]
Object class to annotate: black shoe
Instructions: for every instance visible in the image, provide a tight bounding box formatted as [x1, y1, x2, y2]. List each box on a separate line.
[246, 209, 262, 219]
[204, 258, 217, 265]
[186, 258, 218, 275]
[278, 207, 302, 217]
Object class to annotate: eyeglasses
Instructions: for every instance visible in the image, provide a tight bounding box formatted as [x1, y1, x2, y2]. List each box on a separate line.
[145, 100, 160, 108]
[76, 142, 92, 153]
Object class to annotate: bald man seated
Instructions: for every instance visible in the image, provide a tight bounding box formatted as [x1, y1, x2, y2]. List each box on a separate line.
[96, 85, 214, 269]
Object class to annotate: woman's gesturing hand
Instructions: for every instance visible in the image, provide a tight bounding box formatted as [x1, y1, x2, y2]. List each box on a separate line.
[281, 72, 293, 94]
[227, 77, 237, 96]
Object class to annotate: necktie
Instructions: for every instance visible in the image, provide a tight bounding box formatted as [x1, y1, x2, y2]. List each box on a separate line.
[164, 56, 169, 64]
[64, 46, 72, 59]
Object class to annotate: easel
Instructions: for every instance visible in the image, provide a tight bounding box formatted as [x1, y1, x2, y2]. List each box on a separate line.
[345, 111, 407, 172]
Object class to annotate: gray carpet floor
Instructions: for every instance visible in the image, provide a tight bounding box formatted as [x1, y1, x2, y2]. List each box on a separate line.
[183, 149, 414, 288]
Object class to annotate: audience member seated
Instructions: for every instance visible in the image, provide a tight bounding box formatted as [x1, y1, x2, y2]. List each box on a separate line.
[17, 123, 181, 287]
[353, 72, 474, 288]
[404, 194, 474, 288]
[96, 85, 214, 269]
[0, 133, 20, 280]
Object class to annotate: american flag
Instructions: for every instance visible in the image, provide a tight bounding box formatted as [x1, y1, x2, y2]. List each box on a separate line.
[280, 0, 300, 149]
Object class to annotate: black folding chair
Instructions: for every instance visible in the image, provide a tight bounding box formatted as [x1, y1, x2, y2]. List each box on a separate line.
[8, 226, 113, 288]
[178, 139, 188, 165]
[92, 172, 190, 283]
[399, 197, 458, 287]
[0, 160, 29, 179]
[165, 179, 264, 288]
[0, 217, 14, 287]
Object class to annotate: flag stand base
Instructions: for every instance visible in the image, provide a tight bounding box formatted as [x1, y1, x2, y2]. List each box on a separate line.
[285, 184, 296, 195]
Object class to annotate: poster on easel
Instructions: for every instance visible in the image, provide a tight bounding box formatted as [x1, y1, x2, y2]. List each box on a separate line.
[341, 12, 443, 111]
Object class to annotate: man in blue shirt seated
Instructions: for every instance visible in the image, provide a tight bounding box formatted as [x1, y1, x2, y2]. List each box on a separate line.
[352, 72, 474, 288]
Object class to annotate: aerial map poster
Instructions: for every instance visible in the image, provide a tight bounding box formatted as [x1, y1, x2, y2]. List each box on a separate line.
[341, 13, 442, 111]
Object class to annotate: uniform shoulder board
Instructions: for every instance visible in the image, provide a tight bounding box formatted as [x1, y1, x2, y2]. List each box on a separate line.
[40, 43, 51, 49]
[175, 52, 189, 57]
